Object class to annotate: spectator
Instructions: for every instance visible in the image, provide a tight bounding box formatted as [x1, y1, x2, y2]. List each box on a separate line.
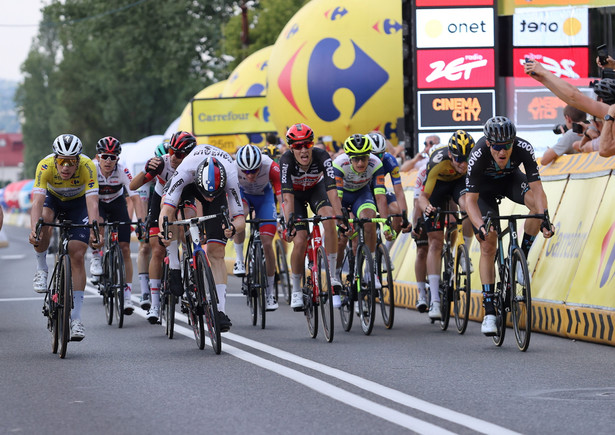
[573, 116, 603, 153]
[0, 205, 3, 231]
[541, 105, 586, 165]
[400, 135, 440, 172]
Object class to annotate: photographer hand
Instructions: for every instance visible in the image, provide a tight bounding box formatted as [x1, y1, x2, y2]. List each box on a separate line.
[596, 55, 615, 70]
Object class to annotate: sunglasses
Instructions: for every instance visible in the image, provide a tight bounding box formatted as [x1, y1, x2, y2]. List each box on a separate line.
[424, 140, 433, 146]
[243, 168, 259, 175]
[169, 148, 188, 158]
[491, 141, 513, 152]
[56, 157, 78, 167]
[290, 141, 313, 150]
[451, 155, 467, 163]
[99, 154, 118, 161]
[350, 155, 370, 163]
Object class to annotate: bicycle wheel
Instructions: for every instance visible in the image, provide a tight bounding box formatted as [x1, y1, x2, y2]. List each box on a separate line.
[196, 250, 221, 354]
[49, 265, 59, 354]
[58, 255, 72, 359]
[102, 251, 113, 325]
[255, 245, 267, 329]
[439, 245, 452, 331]
[375, 242, 395, 329]
[316, 246, 334, 342]
[453, 243, 471, 334]
[339, 244, 354, 332]
[357, 244, 376, 336]
[164, 259, 176, 339]
[246, 248, 258, 326]
[275, 239, 291, 305]
[304, 270, 318, 339]
[188, 252, 206, 350]
[492, 268, 507, 347]
[112, 245, 125, 329]
[511, 248, 532, 351]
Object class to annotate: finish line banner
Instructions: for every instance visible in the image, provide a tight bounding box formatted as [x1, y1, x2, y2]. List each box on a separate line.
[191, 96, 274, 136]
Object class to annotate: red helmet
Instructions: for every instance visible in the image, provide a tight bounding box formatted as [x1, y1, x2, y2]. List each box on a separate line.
[96, 136, 122, 155]
[169, 131, 197, 156]
[286, 123, 314, 145]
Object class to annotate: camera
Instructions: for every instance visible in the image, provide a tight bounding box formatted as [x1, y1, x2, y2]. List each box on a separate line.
[571, 122, 584, 134]
[552, 124, 568, 135]
[598, 44, 608, 66]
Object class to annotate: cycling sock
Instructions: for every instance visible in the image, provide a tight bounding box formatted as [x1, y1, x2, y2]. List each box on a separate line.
[482, 284, 495, 315]
[521, 233, 536, 258]
[124, 282, 132, 299]
[267, 275, 275, 296]
[234, 242, 244, 263]
[150, 279, 161, 307]
[417, 281, 426, 300]
[139, 273, 150, 295]
[35, 250, 48, 271]
[91, 249, 101, 259]
[385, 239, 393, 251]
[167, 241, 180, 269]
[335, 267, 342, 282]
[463, 236, 473, 250]
[428, 274, 440, 303]
[72, 290, 84, 321]
[327, 253, 337, 279]
[292, 273, 302, 294]
[216, 284, 226, 312]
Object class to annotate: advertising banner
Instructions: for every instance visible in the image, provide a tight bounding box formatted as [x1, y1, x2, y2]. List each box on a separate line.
[416, 0, 493, 6]
[191, 96, 273, 136]
[512, 47, 588, 79]
[417, 49, 494, 89]
[417, 90, 495, 130]
[514, 86, 594, 129]
[513, 7, 588, 47]
[416, 8, 494, 48]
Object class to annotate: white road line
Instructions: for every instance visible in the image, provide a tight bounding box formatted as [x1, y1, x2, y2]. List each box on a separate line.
[0, 294, 99, 302]
[0, 254, 26, 260]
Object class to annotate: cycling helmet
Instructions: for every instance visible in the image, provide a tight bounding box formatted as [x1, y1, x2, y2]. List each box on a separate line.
[262, 143, 280, 160]
[96, 136, 122, 155]
[448, 130, 475, 161]
[593, 78, 615, 105]
[343, 134, 372, 156]
[286, 123, 314, 145]
[52, 134, 83, 157]
[236, 144, 262, 171]
[368, 132, 387, 154]
[195, 156, 226, 198]
[154, 141, 169, 157]
[483, 116, 516, 143]
[169, 131, 197, 155]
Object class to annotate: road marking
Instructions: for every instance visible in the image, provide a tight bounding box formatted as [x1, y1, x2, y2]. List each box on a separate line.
[0, 294, 99, 302]
[0, 254, 26, 260]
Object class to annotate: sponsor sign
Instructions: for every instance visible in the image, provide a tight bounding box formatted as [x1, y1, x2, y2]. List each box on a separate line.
[513, 47, 589, 79]
[191, 96, 274, 136]
[514, 87, 594, 128]
[416, 0, 493, 5]
[513, 7, 588, 47]
[416, 8, 494, 48]
[417, 89, 495, 130]
[417, 49, 494, 88]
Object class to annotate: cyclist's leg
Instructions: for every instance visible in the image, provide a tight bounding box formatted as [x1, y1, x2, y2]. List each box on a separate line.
[510, 170, 542, 257]
[146, 192, 164, 321]
[253, 189, 278, 307]
[232, 196, 250, 275]
[32, 196, 56, 292]
[111, 196, 134, 306]
[309, 184, 338, 286]
[386, 191, 400, 249]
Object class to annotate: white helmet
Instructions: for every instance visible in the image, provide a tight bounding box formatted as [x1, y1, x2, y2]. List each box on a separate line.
[368, 132, 387, 154]
[53, 134, 83, 157]
[236, 144, 262, 171]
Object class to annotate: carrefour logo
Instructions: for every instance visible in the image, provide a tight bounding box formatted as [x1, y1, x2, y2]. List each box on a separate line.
[372, 19, 402, 35]
[416, 8, 494, 48]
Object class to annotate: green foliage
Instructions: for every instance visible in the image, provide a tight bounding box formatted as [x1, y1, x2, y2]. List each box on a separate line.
[17, 0, 235, 176]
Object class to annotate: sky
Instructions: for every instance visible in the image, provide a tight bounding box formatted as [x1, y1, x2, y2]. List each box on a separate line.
[0, 1, 44, 82]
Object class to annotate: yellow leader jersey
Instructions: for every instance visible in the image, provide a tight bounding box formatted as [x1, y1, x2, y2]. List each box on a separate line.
[33, 154, 99, 201]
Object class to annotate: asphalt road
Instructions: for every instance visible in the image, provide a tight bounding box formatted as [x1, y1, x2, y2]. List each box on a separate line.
[1, 225, 614, 435]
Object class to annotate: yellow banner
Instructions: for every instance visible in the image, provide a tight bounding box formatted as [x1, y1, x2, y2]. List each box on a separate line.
[191, 97, 274, 136]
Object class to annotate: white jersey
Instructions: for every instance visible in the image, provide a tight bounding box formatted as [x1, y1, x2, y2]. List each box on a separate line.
[154, 154, 175, 196]
[163, 144, 243, 218]
[236, 154, 277, 196]
[94, 160, 137, 203]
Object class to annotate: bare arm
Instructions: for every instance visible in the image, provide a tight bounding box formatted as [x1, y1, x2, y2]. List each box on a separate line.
[599, 107, 615, 157]
[130, 194, 146, 221]
[85, 194, 103, 248]
[540, 148, 558, 166]
[392, 182, 408, 214]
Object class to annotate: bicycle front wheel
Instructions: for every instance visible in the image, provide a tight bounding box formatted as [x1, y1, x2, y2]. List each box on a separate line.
[163, 259, 176, 339]
[189, 252, 206, 350]
[102, 251, 113, 325]
[339, 244, 354, 332]
[453, 243, 471, 334]
[111, 245, 125, 329]
[439, 246, 452, 331]
[317, 246, 334, 342]
[492, 283, 507, 347]
[247, 250, 258, 326]
[196, 251, 221, 354]
[275, 239, 291, 305]
[511, 248, 532, 351]
[58, 255, 72, 359]
[255, 245, 267, 330]
[357, 244, 376, 336]
[376, 242, 395, 329]
[304, 271, 318, 339]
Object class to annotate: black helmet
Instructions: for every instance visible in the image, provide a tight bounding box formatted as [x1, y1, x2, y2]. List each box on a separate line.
[593, 78, 615, 105]
[483, 116, 516, 143]
[448, 130, 475, 162]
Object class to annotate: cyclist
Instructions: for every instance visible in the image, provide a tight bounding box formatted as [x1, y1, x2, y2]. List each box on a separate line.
[88, 136, 145, 315]
[159, 141, 246, 333]
[262, 143, 281, 164]
[333, 134, 393, 304]
[368, 132, 411, 242]
[129, 132, 197, 323]
[232, 144, 283, 311]
[28, 134, 101, 341]
[279, 123, 346, 310]
[466, 116, 554, 336]
[417, 130, 476, 320]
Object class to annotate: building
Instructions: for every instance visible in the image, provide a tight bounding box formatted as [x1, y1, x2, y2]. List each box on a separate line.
[0, 133, 24, 185]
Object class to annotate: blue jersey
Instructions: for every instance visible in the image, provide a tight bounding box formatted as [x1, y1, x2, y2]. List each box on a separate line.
[380, 152, 402, 186]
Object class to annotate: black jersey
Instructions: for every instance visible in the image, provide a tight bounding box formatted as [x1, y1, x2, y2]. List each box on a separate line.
[466, 136, 541, 193]
[279, 147, 337, 194]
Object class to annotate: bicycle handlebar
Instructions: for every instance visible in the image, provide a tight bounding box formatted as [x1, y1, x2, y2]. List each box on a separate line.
[35, 217, 100, 245]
